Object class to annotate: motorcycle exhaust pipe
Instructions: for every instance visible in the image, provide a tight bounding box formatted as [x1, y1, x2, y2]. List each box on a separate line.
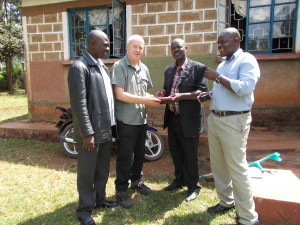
[59, 136, 77, 144]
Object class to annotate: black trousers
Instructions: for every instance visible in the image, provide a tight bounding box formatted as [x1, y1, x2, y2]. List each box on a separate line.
[76, 140, 112, 220]
[115, 120, 147, 192]
[168, 113, 200, 191]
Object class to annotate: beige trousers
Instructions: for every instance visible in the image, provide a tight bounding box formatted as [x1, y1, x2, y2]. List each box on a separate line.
[207, 112, 258, 225]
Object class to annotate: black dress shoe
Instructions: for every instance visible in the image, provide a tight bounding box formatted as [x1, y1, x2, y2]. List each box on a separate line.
[207, 203, 234, 214]
[186, 188, 200, 202]
[79, 216, 96, 225]
[164, 181, 183, 191]
[95, 200, 118, 208]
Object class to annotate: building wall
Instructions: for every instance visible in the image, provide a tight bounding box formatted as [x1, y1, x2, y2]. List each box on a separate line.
[22, 0, 219, 122]
[22, 12, 69, 121]
[129, 0, 217, 57]
[21, 0, 300, 131]
[251, 58, 300, 131]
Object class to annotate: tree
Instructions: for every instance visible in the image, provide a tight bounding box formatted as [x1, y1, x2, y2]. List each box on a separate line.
[0, 0, 23, 94]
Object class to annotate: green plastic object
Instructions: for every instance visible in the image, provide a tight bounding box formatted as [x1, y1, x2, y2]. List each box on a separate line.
[200, 152, 282, 178]
[249, 152, 282, 171]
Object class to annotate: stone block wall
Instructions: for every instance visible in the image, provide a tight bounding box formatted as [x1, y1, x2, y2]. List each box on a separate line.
[130, 0, 217, 57]
[23, 12, 67, 122]
[25, 13, 64, 62]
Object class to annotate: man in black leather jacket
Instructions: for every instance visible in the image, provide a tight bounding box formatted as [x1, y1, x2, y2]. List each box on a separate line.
[68, 30, 118, 225]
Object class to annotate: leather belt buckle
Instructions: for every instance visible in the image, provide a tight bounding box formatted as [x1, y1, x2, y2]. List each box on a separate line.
[219, 111, 226, 116]
[212, 110, 250, 117]
[212, 110, 226, 116]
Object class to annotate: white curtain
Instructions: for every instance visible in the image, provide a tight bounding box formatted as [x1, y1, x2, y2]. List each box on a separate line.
[231, 0, 247, 17]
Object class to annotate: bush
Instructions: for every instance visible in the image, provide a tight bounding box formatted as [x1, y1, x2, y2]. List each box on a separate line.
[12, 62, 25, 90]
[0, 70, 6, 91]
[0, 61, 25, 92]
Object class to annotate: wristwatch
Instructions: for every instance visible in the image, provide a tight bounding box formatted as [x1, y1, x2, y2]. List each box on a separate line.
[215, 74, 223, 84]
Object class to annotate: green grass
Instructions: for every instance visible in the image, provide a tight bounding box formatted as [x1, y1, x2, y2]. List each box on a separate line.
[0, 90, 238, 225]
[0, 138, 237, 225]
[0, 90, 28, 124]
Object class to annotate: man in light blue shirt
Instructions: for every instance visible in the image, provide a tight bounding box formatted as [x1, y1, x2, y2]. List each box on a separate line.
[209, 48, 260, 112]
[198, 27, 260, 225]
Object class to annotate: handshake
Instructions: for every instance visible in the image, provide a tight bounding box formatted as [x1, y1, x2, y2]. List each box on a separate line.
[155, 91, 174, 104]
[155, 90, 211, 104]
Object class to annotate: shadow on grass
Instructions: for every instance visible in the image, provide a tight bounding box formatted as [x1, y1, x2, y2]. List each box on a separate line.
[0, 137, 175, 177]
[0, 114, 28, 124]
[16, 186, 224, 225]
[0, 138, 78, 172]
[17, 202, 79, 225]
[100, 188, 185, 224]
[0, 139, 235, 224]
[16, 189, 217, 225]
[162, 212, 217, 225]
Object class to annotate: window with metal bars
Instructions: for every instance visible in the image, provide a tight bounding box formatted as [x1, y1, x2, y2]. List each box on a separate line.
[68, 0, 126, 59]
[247, 0, 298, 54]
[218, 0, 298, 55]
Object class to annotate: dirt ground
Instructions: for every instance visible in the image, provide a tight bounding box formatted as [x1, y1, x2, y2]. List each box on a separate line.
[140, 129, 300, 180]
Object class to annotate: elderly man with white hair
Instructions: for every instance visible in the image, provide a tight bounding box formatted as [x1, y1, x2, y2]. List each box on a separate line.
[111, 34, 161, 208]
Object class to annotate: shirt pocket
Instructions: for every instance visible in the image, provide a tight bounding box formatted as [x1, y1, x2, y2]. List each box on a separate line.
[140, 78, 148, 96]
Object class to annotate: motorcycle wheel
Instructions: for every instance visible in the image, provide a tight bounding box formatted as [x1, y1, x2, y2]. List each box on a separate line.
[144, 129, 164, 161]
[60, 124, 78, 158]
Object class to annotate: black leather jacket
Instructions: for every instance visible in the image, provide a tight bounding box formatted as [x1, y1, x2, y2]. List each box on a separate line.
[68, 51, 112, 143]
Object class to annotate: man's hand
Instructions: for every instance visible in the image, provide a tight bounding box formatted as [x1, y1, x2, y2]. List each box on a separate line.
[83, 135, 95, 151]
[205, 67, 220, 81]
[144, 94, 162, 106]
[169, 90, 202, 102]
[197, 92, 209, 104]
[155, 90, 166, 97]
[205, 67, 234, 92]
[169, 93, 182, 102]
[114, 85, 160, 105]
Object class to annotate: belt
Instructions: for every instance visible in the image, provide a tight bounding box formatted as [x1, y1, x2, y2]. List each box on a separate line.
[212, 110, 250, 117]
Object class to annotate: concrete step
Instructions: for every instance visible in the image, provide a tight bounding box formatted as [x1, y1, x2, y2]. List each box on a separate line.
[252, 169, 300, 225]
[0, 120, 58, 141]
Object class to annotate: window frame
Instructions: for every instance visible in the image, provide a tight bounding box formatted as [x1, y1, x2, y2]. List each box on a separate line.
[112, 0, 126, 58]
[67, 1, 126, 60]
[246, 0, 298, 55]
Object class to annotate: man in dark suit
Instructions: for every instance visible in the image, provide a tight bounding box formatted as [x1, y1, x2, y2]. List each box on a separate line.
[156, 38, 207, 201]
[68, 30, 118, 225]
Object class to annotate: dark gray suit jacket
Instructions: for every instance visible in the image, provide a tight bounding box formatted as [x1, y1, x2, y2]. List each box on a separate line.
[163, 58, 207, 138]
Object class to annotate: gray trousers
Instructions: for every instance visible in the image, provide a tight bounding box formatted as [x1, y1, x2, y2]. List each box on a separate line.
[76, 140, 112, 220]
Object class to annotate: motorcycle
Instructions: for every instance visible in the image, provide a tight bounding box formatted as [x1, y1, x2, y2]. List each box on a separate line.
[55, 106, 164, 161]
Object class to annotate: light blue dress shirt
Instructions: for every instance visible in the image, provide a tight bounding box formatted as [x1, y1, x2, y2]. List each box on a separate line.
[210, 49, 260, 111]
